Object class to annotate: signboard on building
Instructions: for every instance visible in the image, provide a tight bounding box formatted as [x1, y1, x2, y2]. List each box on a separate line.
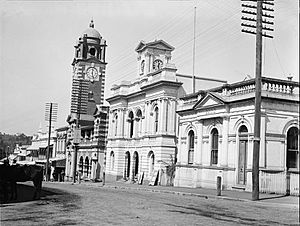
[73, 128, 81, 145]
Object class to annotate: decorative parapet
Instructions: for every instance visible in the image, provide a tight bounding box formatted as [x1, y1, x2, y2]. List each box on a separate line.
[178, 77, 299, 111]
[108, 63, 177, 98]
[220, 77, 299, 97]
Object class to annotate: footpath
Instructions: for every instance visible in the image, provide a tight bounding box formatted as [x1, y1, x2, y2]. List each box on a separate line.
[79, 180, 299, 208]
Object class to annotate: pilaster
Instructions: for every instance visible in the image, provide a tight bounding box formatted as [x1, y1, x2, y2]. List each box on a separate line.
[221, 116, 229, 166]
[196, 120, 203, 165]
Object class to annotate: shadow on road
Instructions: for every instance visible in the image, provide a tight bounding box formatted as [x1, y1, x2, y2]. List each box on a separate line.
[165, 203, 292, 226]
[258, 194, 287, 201]
[0, 183, 59, 205]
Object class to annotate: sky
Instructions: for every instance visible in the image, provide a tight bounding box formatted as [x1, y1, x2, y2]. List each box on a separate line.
[0, 0, 298, 136]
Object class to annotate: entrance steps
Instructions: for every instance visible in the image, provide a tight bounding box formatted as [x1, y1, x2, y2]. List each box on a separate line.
[231, 185, 246, 191]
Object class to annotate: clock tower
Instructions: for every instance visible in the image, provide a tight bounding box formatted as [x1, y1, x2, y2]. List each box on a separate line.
[70, 20, 107, 123]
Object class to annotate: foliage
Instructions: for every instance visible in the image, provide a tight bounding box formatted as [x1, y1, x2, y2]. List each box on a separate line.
[165, 154, 176, 186]
[0, 132, 32, 158]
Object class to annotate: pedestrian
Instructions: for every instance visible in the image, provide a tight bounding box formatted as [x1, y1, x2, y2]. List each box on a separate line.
[61, 170, 65, 182]
[77, 171, 82, 184]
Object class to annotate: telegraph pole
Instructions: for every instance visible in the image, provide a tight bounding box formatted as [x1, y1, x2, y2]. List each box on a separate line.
[192, 6, 196, 93]
[241, 0, 274, 201]
[45, 102, 58, 181]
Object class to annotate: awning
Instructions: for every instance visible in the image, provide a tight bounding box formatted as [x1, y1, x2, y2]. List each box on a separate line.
[27, 143, 51, 151]
[50, 158, 66, 167]
[35, 158, 66, 167]
[16, 160, 36, 165]
[18, 153, 30, 157]
[35, 159, 47, 164]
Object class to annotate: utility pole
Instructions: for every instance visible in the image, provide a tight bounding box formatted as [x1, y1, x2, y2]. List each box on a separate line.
[45, 102, 58, 181]
[192, 6, 196, 93]
[241, 0, 274, 201]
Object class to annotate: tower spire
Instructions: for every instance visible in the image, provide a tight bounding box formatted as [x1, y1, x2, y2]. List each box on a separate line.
[89, 19, 94, 28]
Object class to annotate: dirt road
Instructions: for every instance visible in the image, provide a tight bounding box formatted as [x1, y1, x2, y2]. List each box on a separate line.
[1, 182, 299, 225]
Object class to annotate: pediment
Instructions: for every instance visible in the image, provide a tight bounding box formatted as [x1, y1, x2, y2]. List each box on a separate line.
[135, 40, 174, 52]
[135, 41, 146, 52]
[193, 93, 225, 109]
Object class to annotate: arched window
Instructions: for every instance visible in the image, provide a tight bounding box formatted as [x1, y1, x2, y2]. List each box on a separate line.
[128, 111, 134, 138]
[287, 127, 299, 170]
[211, 128, 219, 165]
[89, 47, 96, 56]
[188, 130, 195, 164]
[136, 109, 142, 137]
[239, 125, 248, 134]
[110, 151, 115, 170]
[114, 114, 118, 137]
[154, 107, 159, 133]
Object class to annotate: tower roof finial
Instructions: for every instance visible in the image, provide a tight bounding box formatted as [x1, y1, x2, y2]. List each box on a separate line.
[89, 19, 94, 28]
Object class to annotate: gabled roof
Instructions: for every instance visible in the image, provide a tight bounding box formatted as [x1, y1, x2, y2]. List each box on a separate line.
[135, 40, 175, 52]
[193, 92, 225, 109]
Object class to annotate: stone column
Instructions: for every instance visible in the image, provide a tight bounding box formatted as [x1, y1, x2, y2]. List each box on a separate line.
[108, 111, 114, 138]
[169, 99, 176, 135]
[149, 54, 153, 74]
[116, 110, 121, 137]
[119, 109, 125, 137]
[134, 118, 139, 137]
[123, 110, 129, 138]
[159, 98, 166, 133]
[260, 115, 266, 168]
[221, 116, 229, 166]
[144, 102, 149, 135]
[177, 123, 183, 163]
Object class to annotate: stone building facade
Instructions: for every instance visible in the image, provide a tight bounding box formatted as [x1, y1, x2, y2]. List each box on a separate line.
[106, 40, 183, 184]
[174, 77, 299, 195]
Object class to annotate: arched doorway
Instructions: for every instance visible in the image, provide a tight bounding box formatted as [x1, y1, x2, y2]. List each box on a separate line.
[148, 151, 155, 174]
[79, 156, 84, 175]
[238, 125, 248, 185]
[124, 151, 130, 180]
[132, 151, 139, 180]
[85, 157, 90, 177]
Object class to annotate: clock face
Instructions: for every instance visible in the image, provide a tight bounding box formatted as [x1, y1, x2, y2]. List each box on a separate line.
[153, 59, 163, 71]
[86, 67, 99, 81]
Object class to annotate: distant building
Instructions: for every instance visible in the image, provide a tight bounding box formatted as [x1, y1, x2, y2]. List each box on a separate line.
[13, 144, 31, 162]
[52, 126, 68, 181]
[26, 125, 56, 164]
[174, 77, 299, 195]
